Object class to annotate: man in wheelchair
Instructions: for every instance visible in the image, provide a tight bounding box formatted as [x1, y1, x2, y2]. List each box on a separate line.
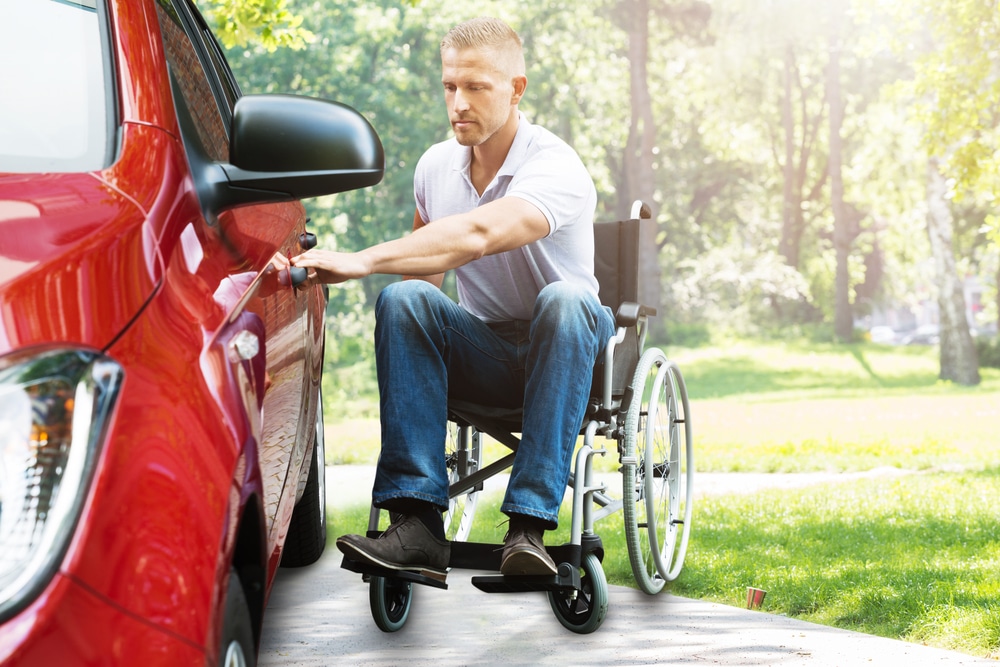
[290, 17, 615, 583]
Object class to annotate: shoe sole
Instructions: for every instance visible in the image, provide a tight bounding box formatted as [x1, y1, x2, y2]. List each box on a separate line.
[336, 538, 449, 583]
[500, 550, 558, 577]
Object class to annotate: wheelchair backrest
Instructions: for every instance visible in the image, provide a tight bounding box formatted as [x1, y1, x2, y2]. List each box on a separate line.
[594, 217, 643, 312]
[591, 214, 653, 400]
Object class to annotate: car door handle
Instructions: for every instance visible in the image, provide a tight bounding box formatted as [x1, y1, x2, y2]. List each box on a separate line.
[289, 266, 308, 286]
[299, 232, 317, 250]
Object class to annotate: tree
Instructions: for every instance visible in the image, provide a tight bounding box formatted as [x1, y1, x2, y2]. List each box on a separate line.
[827, 1, 854, 341]
[910, 0, 1000, 336]
[610, 0, 713, 331]
[926, 158, 980, 384]
[199, 0, 314, 52]
[620, 0, 661, 313]
[778, 42, 828, 272]
[887, 0, 998, 384]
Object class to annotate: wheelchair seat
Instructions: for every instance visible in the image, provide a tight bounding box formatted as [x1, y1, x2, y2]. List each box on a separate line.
[448, 202, 656, 432]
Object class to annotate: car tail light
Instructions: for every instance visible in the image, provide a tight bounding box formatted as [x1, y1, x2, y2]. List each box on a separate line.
[0, 349, 122, 621]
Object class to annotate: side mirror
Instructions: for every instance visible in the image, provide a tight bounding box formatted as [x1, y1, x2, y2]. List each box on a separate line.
[171, 74, 385, 220]
[224, 94, 385, 200]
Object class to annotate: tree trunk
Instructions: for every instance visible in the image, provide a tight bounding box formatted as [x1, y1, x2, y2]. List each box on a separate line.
[621, 0, 661, 316]
[778, 44, 801, 269]
[996, 261, 1000, 333]
[926, 158, 980, 385]
[828, 10, 853, 342]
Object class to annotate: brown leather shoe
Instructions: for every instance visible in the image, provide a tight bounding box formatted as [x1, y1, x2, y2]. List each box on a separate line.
[500, 524, 558, 576]
[336, 514, 450, 582]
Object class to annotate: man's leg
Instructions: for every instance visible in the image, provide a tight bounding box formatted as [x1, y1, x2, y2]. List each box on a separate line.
[499, 282, 614, 575]
[337, 280, 523, 579]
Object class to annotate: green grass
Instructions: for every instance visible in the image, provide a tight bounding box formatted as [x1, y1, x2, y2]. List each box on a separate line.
[670, 340, 1000, 473]
[680, 469, 1000, 658]
[670, 338, 1000, 399]
[323, 338, 1000, 659]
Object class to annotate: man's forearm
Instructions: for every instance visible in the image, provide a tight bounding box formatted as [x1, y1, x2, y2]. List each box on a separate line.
[360, 217, 486, 277]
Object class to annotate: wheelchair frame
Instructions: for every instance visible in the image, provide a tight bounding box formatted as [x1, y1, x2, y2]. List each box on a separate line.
[341, 201, 694, 634]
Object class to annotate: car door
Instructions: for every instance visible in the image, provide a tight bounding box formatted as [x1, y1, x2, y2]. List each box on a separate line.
[153, 0, 318, 552]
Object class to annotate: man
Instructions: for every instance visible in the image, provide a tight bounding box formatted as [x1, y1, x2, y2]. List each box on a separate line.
[289, 17, 614, 582]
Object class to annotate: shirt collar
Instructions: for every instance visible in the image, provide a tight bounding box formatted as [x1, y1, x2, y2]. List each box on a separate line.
[450, 111, 531, 180]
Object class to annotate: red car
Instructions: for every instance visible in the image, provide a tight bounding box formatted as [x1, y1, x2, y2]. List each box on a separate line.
[0, 0, 382, 665]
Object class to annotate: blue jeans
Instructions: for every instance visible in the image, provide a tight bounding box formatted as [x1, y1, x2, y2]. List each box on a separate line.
[372, 280, 615, 529]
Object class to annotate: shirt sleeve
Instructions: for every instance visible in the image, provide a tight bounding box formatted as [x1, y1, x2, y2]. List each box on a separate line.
[504, 147, 595, 236]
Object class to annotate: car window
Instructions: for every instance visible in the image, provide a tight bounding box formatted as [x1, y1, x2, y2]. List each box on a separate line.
[155, 0, 230, 163]
[0, 0, 110, 173]
[199, 21, 242, 118]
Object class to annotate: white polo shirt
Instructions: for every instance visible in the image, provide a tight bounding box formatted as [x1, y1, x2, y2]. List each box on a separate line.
[414, 113, 598, 322]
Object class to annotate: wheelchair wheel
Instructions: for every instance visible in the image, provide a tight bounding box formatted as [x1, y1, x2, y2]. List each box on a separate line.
[444, 423, 482, 541]
[547, 552, 608, 634]
[622, 348, 694, 593]
[369, 575, 413, 633]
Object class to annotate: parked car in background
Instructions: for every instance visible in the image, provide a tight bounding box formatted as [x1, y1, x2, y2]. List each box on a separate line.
[868, 325, 898, 345]
[900, 324, 941, 346]
[0, 1, 383, 665]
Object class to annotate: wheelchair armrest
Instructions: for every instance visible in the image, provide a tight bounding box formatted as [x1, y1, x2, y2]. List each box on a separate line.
[615, 302, 657, 327]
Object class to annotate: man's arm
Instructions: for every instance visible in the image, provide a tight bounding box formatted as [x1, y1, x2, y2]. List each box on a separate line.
[403, 211, 444, 288]
[290, 196, 548, 285]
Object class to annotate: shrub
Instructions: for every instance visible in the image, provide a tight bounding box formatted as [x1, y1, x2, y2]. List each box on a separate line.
[975, 335, 1000, 368]
[662, 321, 712, 347]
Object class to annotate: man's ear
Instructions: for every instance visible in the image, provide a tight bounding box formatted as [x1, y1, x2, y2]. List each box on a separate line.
[511, 75, 527, 105]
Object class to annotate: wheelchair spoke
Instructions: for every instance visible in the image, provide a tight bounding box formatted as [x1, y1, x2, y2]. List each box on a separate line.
[444, 423, 483, 542]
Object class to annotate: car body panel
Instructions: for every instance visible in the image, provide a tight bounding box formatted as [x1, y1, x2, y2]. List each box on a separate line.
[0, 0, 339, 663]
[0, 124, 173, 353]
[0, 573, 204, 664]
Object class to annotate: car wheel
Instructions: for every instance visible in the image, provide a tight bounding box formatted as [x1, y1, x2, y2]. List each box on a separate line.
[220, 567, 255, 667]
[280, 392, 327, 567]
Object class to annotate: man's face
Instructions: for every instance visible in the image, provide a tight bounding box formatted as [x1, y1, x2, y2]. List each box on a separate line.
[441, 46, 515, 147]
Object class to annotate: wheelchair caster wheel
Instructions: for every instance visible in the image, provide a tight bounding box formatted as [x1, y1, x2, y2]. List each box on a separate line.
[547, 553, 608, 634]
[369, 575, 412, 632]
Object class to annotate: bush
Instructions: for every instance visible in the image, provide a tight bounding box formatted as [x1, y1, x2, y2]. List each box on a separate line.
[665, 245, 821, 337]
[975, 335, 1000, 368]
[662, 321, 712, 347]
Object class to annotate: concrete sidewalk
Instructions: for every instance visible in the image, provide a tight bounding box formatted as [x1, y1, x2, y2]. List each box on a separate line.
[258, 548, 993, 666]
[256, 465, 995, 666]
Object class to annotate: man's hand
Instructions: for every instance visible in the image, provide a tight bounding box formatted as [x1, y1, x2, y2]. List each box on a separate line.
[290, 249, 372, 285]
[269, 251, 291, 273]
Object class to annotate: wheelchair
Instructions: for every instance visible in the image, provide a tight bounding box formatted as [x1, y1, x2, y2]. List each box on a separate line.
[341, 201, 693, 634]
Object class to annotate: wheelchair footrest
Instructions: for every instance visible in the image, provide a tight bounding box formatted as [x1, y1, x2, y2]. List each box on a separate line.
[470, 562, 581, 594]
[340, 555, 449, 590]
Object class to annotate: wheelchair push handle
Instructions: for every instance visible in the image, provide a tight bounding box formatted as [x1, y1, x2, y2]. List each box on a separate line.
[630, 200, 652, 220]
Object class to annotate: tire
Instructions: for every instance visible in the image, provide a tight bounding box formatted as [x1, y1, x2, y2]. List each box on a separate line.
[443, 422, 482, 542]
[622, 348, 694, 593]
[280, 391, 327, 567]
[546, 552, 608, 634]
[369, 575, 413, 633]
[659, 361, 693, 582]
[219, 567, 255, 667]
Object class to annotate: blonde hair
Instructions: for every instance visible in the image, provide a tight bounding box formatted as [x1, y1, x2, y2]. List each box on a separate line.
[441, 17, 525, 79]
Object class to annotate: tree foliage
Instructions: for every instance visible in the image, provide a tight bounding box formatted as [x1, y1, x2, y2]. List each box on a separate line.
[200, 0, 315, 51]
[907, 0, 1000, 202]
[212, 0, 999, 366]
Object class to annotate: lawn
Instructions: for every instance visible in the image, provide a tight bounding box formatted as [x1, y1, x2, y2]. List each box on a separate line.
[322, 339, 1000, 659]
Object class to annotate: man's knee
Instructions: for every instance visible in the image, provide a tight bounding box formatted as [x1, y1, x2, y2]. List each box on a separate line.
[536, 280, 585, 305]
[533, 282, 597, 322]
[531, 282, 613, 354]
[376, 280, 445, 323]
